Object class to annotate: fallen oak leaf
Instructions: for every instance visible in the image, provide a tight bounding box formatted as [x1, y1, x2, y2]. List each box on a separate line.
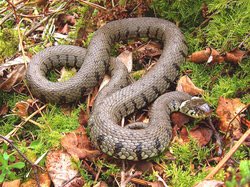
[0, 65, 26, 91]
[176, 75, 204, 95]
[188, 47, 224, 64]
[0, 103, 8, 116]
[2, 179, 20, 187]
[61, 126, 100, 159]
[223, 48, 249, 64]
[20, 173, 51, 187]
[46, 150, 81, 187]
[216, 97, 246, 133]
[180, 125, 213, 146]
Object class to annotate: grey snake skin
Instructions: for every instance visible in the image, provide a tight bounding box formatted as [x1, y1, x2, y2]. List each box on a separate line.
[26, 18, 190, 160]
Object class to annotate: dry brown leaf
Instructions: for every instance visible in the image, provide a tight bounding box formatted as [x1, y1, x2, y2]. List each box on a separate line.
[171, 112, 191, 127]
[0, 103, 8, 116]
[193, 180, 224, 187]
[216, 97, 246, 133]
[117, 50, 133, 72]
[188, 48, 224, 64]
[14, 101, 30, 117]
[46, 150, 79, 187]
[20, 173, 51, 187]
[2, 179, 20, 187]
[61, 126, 100, 159]
[137, 41, 162, 57]
[93, 181, 108, 187]
[223, 48, 249, 64]
[0, 65, 26, 91]
[176, 75, 204, 95]
[180, 126, 213, 146]
[135, 161, 153, 173]
[78, 108, 89, 126]
[13, 99, 40, 117]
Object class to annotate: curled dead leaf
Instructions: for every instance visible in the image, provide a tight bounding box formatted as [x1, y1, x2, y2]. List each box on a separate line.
[61, 126, 100, 159]
[216, 97, 246, 133]
[13, 99, 40, 117]
[2, 179, 20, 187]
[20, 173, 51, 187]
[176, 75, 204, 95]
[223, 48, 249, 64]
[180, 125, 213, 146]
[0, 65, 26, 91]
[137, 41, 162, 58]
[78, 108, 89, 126]
[188, 48, 224, 64]
[0, 103, 9, 116]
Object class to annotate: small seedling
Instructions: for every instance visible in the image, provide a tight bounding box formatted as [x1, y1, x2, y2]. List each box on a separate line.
[0, 144, 25, 182]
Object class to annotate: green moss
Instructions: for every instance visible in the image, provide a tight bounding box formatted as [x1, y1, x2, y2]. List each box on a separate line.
[0, 29, 19, 61]
[165, 164, 208, 187]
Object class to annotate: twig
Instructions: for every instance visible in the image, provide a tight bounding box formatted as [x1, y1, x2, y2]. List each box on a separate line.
[223, 103, 249, 140]
[6, 0, 19, 23]
[0, 104, 47, 143]
[238, 32, 250, 48]
[0, 3, 25, 26]
[120, 164, 141, 187]
[205, 127, 250, 179]
[79, 0, 107, 11]
[0, 135, 44, 187]
[207, 117, 223, 156]
[24, 0, 74, 37]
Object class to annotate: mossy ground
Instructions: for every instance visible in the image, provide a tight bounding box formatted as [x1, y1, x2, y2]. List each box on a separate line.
[0, 0, 249, 186]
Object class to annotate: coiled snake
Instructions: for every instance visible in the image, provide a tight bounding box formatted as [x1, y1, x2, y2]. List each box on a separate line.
[26, 18, 210, 160]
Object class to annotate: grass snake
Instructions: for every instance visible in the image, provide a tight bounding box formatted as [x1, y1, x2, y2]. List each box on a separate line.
[26, 18, 210, 160]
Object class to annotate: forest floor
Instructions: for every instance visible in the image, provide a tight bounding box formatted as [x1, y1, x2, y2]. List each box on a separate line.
[0, 0, 249, 187]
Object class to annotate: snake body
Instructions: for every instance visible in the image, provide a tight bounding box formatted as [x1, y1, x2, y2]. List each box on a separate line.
[26, 18, 189, 160]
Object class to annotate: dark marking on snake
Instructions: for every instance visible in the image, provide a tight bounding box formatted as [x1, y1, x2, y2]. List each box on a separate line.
[65, 54, 70, 67]
[172, 63, 180, 71]
[56, 55, 61, 66]
[114, 142, 123, 155]
[73, 55, 78, 67]
[136, 143, 142, 160]
[123, 103, 129, 112]
[152, 86, 161, 96]
[44, 63, 49, 71]
[136, 26, 141, 37]
[125, 30, 130, 38]
[59, 96, 67, 104]
[97, 134, 105, 147]
[163, 75, 172, 83]
[95, 71, 100, 82]
[117, 31, 121, 41]
[48, 58, 54, 69]
[131, 100, 138, 110]
[80, 87, 87, 96]
[155, 28, 160, 38]
[40, 94, 46, 102]
[146, 27, 150, 37]
[155, 138, 161, 154]
[140, 93, 149, 105]
[160, 32, 164, 41]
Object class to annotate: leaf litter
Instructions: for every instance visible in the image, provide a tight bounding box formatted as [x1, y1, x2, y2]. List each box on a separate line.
[0, 0, 249, 186]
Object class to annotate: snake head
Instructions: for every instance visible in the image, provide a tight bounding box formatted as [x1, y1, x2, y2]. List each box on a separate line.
[180, 97, 212, 118]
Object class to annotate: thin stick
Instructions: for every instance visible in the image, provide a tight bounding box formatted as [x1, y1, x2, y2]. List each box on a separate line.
[205, 127, 250, 179]
[0, 135, 43, 187]
[79, 0, 107, 11]
[0, 104, 47, 143]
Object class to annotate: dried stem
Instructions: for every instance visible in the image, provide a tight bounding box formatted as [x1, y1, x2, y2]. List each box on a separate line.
[205, 127, 250, 179]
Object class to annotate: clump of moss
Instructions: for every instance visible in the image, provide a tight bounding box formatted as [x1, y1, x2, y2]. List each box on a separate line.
[0, 28, 19, 61]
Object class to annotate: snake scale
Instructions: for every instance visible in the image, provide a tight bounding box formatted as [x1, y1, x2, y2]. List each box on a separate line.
[26, 18, 209, 160]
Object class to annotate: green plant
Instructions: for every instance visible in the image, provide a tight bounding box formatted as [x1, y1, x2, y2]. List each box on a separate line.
[225, 160, 250, 187]
[0, 28, 19, 61]
[0, 144, 25, 182]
